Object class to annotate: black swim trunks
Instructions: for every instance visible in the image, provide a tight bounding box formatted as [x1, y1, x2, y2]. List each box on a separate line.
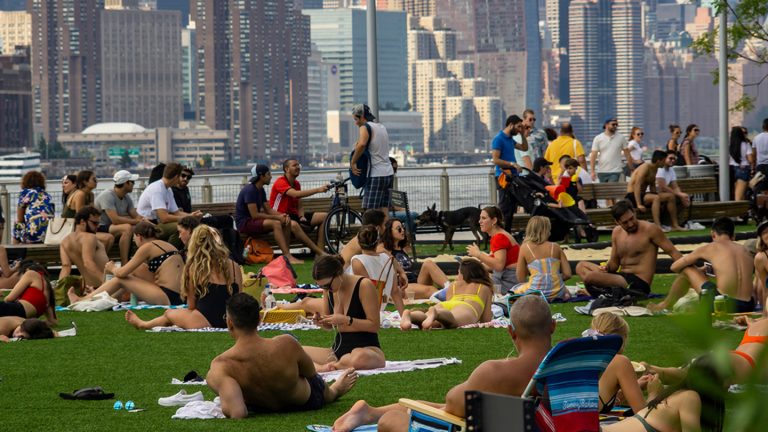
[295, 374, 326, 411]
[624, 192, 646, 209]
[701, 281, 755, 313]
[617, 272, 651, 296]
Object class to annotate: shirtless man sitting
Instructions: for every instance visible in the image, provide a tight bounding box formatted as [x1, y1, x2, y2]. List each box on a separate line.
[625, 150, 684, 231]
[59, 206, 109, 288]
[206, 293, 358, 418]
[331, 295, 554, 432]
[649, 217, 755, 312]
[576, 200, 682, 297]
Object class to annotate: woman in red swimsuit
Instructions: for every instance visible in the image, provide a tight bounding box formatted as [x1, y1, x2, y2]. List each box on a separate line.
[0, 262, 56, 325]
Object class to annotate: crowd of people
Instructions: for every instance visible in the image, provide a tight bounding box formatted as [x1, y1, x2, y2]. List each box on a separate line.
[1, 107, 768, 431]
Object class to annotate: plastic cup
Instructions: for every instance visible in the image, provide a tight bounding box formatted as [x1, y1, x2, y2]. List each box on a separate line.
[713, 295, 726, 315]
[406, 290, 416, 302]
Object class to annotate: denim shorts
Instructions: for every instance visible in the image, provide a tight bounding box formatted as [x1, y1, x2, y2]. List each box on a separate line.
[732, 165, 751, 182]
[597, 172, 621, 183]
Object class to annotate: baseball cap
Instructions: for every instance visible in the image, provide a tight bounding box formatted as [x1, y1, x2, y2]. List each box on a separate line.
[352, 104, 376, 121]
[604, 116, 617, 126]
[113, 170, 139, 185]
[250, 164, 270, 181]
[533, 157, 553, 172]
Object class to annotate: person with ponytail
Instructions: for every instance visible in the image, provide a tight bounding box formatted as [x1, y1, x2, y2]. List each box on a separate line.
[125, 225, 242, 329]
[466, 206, 520, 292]
[68, 221, 184, 305]
[302, 255, 385, 372]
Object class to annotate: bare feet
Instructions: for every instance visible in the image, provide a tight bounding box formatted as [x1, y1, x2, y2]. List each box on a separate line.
[67, 287, 84, 305]
[316, 362, 338, 372]
[646, 302, 666, 312]
[671, 226, 688, 232]
[327, 368, 358, 402]
[333, 399, 375, 432]
[125, 310, 148, 330]
[400, 310, 413, 331]
[287, 255, 305, 265]
[421, 308, 436, 331]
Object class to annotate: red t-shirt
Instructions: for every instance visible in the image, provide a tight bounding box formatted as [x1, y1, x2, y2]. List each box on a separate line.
[490, 233, 519, 266]
[269, 176, 300, 216]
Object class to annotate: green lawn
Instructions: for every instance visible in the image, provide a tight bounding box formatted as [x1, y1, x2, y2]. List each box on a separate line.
[4, 263, 755, 431]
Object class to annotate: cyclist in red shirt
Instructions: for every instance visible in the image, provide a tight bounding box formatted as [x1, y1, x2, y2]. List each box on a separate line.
[269, 159, 332, 255]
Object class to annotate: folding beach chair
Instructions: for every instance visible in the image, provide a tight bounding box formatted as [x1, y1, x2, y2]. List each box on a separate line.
[526, 334, 623, 432]
[399, 334, 622, 432]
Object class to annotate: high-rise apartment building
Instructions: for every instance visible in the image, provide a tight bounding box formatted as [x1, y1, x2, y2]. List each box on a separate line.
[30, 0, 104, 143]
[434, 0, 542, 117]
[307, 44, 329, 156]
[193, 0, 310, 161]
[403, 0, 434, 16]
[569, 0, 644, 140]
[0, 47, 32, 153]
[0, 11, 30, 55]
[101, 8, 182, 128]
[181, 23, 196, 120]
[305, 8, 407, 111]
[408, 19, 502, 152]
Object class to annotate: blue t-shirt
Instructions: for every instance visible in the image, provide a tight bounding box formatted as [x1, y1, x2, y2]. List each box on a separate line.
[235, 183, 267, 229]
[492, 130, 517, 177]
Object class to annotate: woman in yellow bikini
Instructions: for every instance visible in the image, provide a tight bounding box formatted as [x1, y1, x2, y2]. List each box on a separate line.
[400, 258, 493, 331]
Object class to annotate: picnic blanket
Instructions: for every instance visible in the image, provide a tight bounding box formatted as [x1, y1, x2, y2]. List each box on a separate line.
[307, 425, 377, 432]
[317, 358, 461, 382]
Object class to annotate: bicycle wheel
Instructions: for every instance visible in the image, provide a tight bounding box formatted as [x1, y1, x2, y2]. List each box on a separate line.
[323, 206, 363, 254]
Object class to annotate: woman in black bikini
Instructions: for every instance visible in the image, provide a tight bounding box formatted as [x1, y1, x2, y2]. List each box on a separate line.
[125, 225, 242, 329]
[604, 354, 725, 432]
[303, 255, 385, 372]
[68, 222, 184, 305]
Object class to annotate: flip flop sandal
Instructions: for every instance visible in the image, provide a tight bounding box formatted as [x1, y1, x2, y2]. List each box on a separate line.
[59, 386, 115, 400]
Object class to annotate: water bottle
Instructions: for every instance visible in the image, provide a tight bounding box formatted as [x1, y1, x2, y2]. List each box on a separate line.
[243, 244, 250, 260]
[701, 287, 713, 326]
[335, 172, 343, 184]
[265, 285, 276, 310]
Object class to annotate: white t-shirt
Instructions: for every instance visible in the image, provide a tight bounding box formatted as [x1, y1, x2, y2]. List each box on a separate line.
[367, 122, 394, 178]
[655, 166, 677, 185]
[591, 132, 628, 173]
[627, 140, 643, 162]
[729, 141, 753, 167]
[513, 134, 533, 169]
[753, 132, 768, 165]
[346, 253, 395, 309]
[137, 179, 179, 220]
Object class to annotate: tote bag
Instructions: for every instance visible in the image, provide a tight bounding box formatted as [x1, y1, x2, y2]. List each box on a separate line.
[44, 217, 74, 245]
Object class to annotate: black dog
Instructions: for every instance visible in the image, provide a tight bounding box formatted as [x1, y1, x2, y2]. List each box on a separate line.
[416, 204, 482, 251]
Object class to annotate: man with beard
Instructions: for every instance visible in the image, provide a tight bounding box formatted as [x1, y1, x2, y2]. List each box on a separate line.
[575, 200, 682, 296]
[59, 206, 110, 288]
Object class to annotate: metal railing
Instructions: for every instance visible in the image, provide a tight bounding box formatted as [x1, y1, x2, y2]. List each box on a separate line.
[0, 164, 718, 244]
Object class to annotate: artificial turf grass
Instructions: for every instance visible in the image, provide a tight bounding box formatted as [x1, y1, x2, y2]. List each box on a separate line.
[3, 273, 741, 432]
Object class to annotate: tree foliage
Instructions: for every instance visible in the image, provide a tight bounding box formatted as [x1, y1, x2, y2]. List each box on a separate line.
[692, 0, 768, 112]
[36, 136, 70, 159]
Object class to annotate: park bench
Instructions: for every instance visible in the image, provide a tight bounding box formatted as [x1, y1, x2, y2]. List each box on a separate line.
[4, 195, 363, 268]
[580, 177, 750, 226]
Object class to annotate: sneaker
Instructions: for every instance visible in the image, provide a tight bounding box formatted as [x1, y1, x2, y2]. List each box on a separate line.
[158, 390, 204, 407]
[660, 225, 671, 232]
[687, 221, 705, 230]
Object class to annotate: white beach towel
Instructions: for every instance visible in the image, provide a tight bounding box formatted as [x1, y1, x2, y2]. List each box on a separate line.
[171, 401, 225, 419]
[318, 358, 461, 382]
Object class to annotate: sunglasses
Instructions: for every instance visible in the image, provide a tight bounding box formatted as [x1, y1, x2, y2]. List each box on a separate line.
[636, 132, 644, 136]
[395, 226, 404, 233]
[693, 129, 700, 132]
[319, 275, 336, 290]
[181, 174, 192, 179]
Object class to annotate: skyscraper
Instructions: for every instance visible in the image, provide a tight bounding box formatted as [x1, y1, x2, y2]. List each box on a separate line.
[101, 8, 182, 128]
[569, 0, 644, 139]
[0, 47, 32, 152]
[30, 0, 104, 143]
[304, 8, 407, 111]
[0, 11, 30, 55]
[193, 0, 310, 161]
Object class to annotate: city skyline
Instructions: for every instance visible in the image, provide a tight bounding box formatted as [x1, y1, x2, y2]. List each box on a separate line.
[0, 0, 763, 166]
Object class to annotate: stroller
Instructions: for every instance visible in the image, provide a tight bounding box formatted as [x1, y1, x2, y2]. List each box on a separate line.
[503, 169, 600, 243]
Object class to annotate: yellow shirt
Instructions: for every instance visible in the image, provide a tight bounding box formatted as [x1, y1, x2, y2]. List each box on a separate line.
[544, 136, 585, 179]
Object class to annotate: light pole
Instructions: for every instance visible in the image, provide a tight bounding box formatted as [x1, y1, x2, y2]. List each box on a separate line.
[718, 2, 729, 200]
[366, 0, 379, 120]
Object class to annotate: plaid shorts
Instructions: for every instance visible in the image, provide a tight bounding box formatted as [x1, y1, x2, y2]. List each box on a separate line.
[363, 175, 393, 209]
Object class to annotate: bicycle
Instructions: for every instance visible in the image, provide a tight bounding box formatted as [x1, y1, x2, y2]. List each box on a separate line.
[322, 177, 364, 254]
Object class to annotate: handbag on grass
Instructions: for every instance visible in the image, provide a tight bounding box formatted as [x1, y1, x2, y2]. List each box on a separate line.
[44, 217, 74, 245]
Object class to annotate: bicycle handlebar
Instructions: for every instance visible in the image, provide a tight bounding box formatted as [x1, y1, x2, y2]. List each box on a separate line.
[329, 177, 351, 189]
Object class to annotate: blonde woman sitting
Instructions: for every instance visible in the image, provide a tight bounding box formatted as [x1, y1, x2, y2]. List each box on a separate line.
[400, 258, 493, 331]
[513, 216, 571, 301]
[125, 225, 242, 329]
[586, 313, 647, 415]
